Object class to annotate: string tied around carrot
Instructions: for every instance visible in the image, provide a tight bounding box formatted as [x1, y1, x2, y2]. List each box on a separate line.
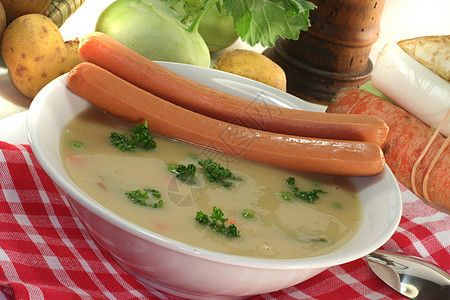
[411, 108, 449, 202]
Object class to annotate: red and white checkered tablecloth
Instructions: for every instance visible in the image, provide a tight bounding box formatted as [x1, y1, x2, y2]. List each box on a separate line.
[1, 141, 449, 300]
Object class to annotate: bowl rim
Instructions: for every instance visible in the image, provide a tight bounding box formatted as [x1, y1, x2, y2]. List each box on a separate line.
[27, 63, 403, 270]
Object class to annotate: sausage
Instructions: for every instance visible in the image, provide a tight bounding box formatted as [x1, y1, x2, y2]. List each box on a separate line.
[78, 32, 389, 147]
[67, 62, 386, 176]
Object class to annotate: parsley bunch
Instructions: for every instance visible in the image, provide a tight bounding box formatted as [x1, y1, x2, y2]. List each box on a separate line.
[111, 120, 156, 152]
[195, 207, 239, 238]
[168, 163, 197, 183]
[198, 158, 238, 188]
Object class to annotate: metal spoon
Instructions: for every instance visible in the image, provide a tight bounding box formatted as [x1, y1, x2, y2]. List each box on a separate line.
[367, 249, 450, 299]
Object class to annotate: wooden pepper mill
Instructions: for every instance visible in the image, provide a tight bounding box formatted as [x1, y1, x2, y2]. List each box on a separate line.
[263, 0, 385, 105]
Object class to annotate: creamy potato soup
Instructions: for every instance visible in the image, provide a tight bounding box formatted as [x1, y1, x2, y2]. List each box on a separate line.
[60, 107, 362, 259]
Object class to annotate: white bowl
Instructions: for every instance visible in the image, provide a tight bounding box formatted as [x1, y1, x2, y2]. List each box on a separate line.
[27, 62, 402, 299]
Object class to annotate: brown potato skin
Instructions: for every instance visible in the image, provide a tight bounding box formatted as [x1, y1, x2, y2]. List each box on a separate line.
[1, 13, 82, 99]
[214, 49, 287, 91]
[1, 0, 53, 24]
[0, 2, 5, 40]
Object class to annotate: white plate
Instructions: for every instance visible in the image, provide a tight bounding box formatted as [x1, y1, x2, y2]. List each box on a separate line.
[27, 62, 402, 299]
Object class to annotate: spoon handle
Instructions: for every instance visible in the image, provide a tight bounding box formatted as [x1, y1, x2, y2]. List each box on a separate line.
[367, 250, 449, 299]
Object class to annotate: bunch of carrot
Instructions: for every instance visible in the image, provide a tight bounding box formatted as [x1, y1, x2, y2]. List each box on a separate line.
[327, 88, 449, 210]
[67, 32, 388, 177]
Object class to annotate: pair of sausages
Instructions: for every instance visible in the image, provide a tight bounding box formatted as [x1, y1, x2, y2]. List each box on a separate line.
[66, 32, 387, 176]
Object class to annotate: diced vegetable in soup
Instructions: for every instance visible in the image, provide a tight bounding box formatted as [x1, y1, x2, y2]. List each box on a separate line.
[60, 107, 362, 259]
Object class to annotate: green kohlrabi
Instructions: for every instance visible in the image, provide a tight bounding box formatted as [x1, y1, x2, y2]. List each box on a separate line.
[197, 5, 238, 52]
[95, 0, 211, 67]
[95, 0, 316, 67]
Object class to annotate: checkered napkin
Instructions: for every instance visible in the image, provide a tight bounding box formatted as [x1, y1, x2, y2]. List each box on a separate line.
[1, 141, 449, 300]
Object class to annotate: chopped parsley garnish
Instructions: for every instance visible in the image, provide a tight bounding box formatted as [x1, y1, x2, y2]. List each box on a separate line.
[332, 202, 342, 209]
[111, 120, 156, 152]
[292, 187, 326, 203]
[168, 163, 197, 183]
[125, 188, 163, 208]
[281, 177, 326, 204]
[286, 177, 296, 185]
[198, 158, 239, 188]
[195, 207, 240, 238]
[71, 141, 84, 150]
[241, 209, 255, 219]
[110, 132, 135, 152]
[280, 191, 293, 201]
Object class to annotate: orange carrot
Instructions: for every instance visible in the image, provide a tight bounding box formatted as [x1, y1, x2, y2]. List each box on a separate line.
[226, 219, 236, 226]
[67, 62, 385, 177]
[67, 156, 86, 164]
[78, 32, 389, 147]
[327, 88, 449, 210]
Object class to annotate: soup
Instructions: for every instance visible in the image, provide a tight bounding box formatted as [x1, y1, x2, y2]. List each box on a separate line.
[60, 107, 362, 259]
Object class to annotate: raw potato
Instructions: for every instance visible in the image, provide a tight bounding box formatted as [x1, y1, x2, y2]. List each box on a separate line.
[397, 35, 450, 81]
[214, 49, 287, 91]
[1, 13, 82, 99]
[0, 2, 5, 39]
[0, 0, 53, 24]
